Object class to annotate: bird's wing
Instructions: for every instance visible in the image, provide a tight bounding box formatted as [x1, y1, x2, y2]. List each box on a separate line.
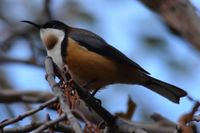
[68, 28, 149, 74]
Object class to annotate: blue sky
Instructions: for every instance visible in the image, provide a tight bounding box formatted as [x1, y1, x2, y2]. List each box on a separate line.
[1, 0, 200, 122]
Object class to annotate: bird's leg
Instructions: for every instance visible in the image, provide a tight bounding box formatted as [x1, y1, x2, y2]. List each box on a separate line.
[82, 80, 102, 105]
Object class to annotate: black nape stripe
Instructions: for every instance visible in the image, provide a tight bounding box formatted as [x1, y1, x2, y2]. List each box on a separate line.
[61, 36, 67, 60]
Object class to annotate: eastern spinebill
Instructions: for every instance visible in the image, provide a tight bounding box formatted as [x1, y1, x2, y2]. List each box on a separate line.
[21, 20, 187, 103]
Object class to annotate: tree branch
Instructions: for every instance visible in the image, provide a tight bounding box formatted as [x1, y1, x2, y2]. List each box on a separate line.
[32, 114, 66, 133]
[140, 0, 200, 51]
[45, 57, 82, 133]
[0, 97, 58, 129]
[43, 0, 53, 20]
[3, 120, 74, 133]
[192, 115, 200, 122]
[0, 89, 53, 103]
[0, 56, 43, 67]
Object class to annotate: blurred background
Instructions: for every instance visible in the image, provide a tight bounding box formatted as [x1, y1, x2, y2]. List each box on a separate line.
[0, 0, 200, 126]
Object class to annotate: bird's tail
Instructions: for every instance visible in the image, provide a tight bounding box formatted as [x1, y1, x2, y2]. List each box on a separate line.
[142, 76, 187, 103]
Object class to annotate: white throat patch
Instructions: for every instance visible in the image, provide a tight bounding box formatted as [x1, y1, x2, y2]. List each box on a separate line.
[40, 28, 65, 68]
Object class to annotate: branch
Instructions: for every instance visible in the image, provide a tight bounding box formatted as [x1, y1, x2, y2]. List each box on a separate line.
[140, 0, 200, 51]
[117, 118, 173, 133]
[151, 113, 176, 127]
[0, 56, 43, 67]
[32, 114, 66, 133]
[3, 121, 44, 133]
[0, 97, 58, 129]
[43, 0, 53, 20]
[0, 27, 36, 51]
[0, 89, 53, 103]
[3, 120, 74, 133]
[192, 115, 200, 122]
[45, 57, 82, 133]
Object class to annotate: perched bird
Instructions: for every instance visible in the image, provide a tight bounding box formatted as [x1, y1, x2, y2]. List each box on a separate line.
[22, 20, 187, 103]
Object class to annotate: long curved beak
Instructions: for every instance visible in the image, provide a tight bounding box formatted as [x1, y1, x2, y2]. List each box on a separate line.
[21, 20, 41, 29]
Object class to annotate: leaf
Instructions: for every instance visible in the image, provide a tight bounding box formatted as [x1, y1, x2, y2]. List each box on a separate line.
[115, 96, 136, 120]
[178, 101, 200, 133]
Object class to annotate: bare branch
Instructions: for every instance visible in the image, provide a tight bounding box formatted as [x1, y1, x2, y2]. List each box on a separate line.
[0, 56, 43, 67]
[45, 57, 82, 133]
[117, 118, 174, 133]
[3, 120, 44, 133]
[32, 114, 66, 133]
[140, 0, 200, 51]
[0, 27, 36, 51]
[0, 97, 58, 129]
[0, 89, 53, 103]
[3, 120, 74, 133]
[151, 113, 176, 127]
[192, 115, 200, 122]
[43, 0, 53, 20]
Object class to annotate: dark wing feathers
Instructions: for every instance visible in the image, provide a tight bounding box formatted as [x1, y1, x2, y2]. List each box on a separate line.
[68, 28, 149, 74]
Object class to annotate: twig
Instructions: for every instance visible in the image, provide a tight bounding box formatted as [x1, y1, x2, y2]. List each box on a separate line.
[151, 113, 176, 127]
[0, 89, 53, 103]
[44, 0, 53, 20]
[3, 120, 74, 133]
[0, 97, 58, 129]
[0, 56, 43, 67]
[45, 57, 82, 133]
[3, 120, 44, 133]
[117, 118, 174, 133]
[0, 27, 36, 50]
[192, 115, 200, 122]
[32, 114, 66, 133]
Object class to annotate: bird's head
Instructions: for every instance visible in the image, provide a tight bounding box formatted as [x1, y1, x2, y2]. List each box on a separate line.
[21, 20, 68, 50]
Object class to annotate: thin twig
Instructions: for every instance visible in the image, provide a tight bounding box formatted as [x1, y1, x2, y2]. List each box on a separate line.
[3, 120, 74, 133]
[3, 120, 44, 133]
[192, 115, 200, 122]
[0, 97, 58, 129]
[44, 0, 53, 20]
[0, 56, 43, 67]
[151, 113, 176, 127]
[32, 114, 66, 133]
[0, 89, 53, 103]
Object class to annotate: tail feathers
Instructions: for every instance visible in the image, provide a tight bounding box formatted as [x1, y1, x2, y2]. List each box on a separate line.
[143, 77, 187, 103]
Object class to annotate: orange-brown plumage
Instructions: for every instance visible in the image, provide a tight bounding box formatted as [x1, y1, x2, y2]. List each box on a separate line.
[66, 37, 148, 90]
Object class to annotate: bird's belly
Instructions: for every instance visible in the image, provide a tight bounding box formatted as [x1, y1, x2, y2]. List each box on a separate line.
[65, 40, 121, 90]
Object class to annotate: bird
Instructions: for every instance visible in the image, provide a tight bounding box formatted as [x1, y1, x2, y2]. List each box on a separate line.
[21, 20, 187, 103]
